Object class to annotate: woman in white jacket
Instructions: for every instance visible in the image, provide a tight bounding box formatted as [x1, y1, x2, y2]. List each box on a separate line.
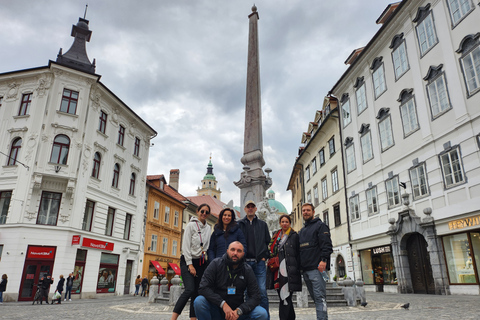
[171, 203, 211, 320]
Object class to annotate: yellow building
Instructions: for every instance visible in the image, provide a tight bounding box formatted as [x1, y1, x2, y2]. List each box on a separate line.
[142, 173, 187, 282]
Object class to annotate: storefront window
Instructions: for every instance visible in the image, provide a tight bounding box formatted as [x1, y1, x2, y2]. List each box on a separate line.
[73, 249, 87, 294]
[471, 233, 480, 279]
[381, 253, 397, 284]
[97, 253, 119, 293]
[443, 233, 479, 284]
[360, 250, 374, 284]
[360, 246, 397, 286]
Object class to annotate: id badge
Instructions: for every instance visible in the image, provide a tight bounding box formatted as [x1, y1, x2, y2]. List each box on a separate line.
[227, 286, 236, 295]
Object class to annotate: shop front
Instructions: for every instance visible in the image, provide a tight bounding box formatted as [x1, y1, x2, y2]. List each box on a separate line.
[359, 245, 397, 292]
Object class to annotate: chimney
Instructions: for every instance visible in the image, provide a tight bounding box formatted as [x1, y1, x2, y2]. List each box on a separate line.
[169, 169, 180, 191]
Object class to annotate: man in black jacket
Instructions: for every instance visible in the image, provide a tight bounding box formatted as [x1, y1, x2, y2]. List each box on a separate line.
[194, 241, 267, 320]
[39, 274, 54, 305]
[238, 201, 271, 318]
[299, 203, 333, 320]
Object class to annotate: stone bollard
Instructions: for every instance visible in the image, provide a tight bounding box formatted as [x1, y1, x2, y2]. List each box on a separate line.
[148, 276, 160, 303]
[296, 275, 309, 308]
[341, 277, 356, 306]
[169, 275, 183, 306]
[159, 277, 169, 298]
[355, 279, 366, 304]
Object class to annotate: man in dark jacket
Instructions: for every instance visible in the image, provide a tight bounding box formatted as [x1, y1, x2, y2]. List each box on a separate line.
[238, 201, 271, 318]
[299, 203, 333, 320]
[39, 274, 54, 304]
[194, 241, 267, 320]
[64, 273, 73, 301]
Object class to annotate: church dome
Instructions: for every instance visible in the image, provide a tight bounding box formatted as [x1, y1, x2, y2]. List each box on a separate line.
[267, 190, 288, 214]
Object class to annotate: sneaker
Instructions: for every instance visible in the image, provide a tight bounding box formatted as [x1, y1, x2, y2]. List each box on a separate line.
[64, 299, 66, 301]
[69, 299, 72, 301]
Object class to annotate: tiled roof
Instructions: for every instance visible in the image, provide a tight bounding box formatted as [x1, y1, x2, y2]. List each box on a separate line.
[187, 195, 241, 219]
[164, 184, 189, 202]
[147, 175, 164, 180]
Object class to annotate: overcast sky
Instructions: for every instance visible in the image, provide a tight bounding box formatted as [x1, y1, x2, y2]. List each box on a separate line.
[1, 0, 391, 212]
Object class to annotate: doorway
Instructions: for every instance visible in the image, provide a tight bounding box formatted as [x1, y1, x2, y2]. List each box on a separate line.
[19, 246, 56, 301]
[407, 233, 435, 294]
[124, 260, 133, 295]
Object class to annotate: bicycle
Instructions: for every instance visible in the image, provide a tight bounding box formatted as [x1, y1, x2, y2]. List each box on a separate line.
[32, 285, 45, 305]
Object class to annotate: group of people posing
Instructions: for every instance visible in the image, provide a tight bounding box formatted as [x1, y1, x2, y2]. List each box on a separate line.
[170, 201, 333, 320]
[33, 273, 74, 305]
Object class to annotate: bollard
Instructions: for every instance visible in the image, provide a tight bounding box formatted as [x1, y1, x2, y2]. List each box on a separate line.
[296, 275, 309, 308]
[341, 277, 356, 306]
[355, 279, 366, 304]
[148, 276, 159, 303]
[159, 277, 169, 298]
[169, 275, 183, 306]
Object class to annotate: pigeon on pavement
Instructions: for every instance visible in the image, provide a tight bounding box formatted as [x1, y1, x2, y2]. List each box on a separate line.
[400, 303, 410, 310]
[361, 302, 368, 307]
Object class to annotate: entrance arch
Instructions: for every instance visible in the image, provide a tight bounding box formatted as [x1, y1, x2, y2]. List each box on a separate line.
[406, 233, 435, 294]
[336, 254, 346, 278]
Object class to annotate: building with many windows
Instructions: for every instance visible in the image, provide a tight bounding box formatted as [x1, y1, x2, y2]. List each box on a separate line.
[0, 16, 156, 301]
[330, 0, 480, 295]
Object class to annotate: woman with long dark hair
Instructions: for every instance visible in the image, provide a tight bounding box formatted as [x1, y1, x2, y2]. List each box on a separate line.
[171, 203, 211, 320]
[207, 208, 247, 260]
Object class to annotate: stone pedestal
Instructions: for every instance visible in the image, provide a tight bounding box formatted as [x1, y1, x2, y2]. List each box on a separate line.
[296, 276, 309, 308]
[355, 279, 366, 304]
[148, 276, 159, 303]
[159, 278, 169, 298]
[169, 275, 183, 306]
[341, 277, 356, 306]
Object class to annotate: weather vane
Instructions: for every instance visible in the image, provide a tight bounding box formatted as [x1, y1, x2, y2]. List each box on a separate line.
[84, 4, 88, 19]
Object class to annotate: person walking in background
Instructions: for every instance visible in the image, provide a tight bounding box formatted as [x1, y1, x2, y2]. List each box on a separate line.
[238, 200, 271, 319]
[141, 276, 149, 297]
[207, 208, 247, 260]
[134, 275, 142, 296]
[171, 203, 212, 320]
[64, 273, 73, 301]
[267, 215, 301, 320]
[299, 203, 333, 320]
[0, 274, 7, 304]
[52, 275, 64, 304]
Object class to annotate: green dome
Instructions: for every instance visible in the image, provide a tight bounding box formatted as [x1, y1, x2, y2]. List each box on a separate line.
[203, 174, 216, 181]
[268, 190, 275, 194]
[268, 199, 288, 214]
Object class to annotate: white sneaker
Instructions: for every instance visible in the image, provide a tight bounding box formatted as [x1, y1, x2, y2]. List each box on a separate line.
[64, 299, 66, 301]
[69, 299, 72, 301]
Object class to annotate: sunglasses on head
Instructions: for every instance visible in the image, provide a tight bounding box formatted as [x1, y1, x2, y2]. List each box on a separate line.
[200, 209, 210, 215]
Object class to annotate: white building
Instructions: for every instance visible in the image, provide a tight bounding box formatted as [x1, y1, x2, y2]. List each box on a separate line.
[0, 17, 156, 301]
[331, 0, 480, 295]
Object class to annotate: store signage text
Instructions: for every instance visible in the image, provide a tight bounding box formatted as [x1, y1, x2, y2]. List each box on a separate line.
[82, 237, 114, 251]
[156, 258, 173, 263]
[448, 215, 480, 230]
[372, 246, 391, 255]
[27, 246, 56, 259]
[72, 235, 81, 245]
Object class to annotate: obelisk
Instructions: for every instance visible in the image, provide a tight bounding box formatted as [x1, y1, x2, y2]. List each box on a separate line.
[234, 5, 272, 218]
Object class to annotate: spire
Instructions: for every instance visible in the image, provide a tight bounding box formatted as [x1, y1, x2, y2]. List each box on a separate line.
[56, 17, 96, 74]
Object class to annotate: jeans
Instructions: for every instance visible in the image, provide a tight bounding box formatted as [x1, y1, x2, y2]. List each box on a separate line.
[0, 291, 3, 302]
[134, 284, 140, 295]
[194, 295, 268, 320]
[173, 256, 207, 318]
[246, 260, 269, 319]
[64, 286, 72, 300]
[303, 269, 328, 320]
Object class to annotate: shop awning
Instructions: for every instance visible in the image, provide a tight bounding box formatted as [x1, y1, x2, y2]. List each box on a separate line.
[150, 260, 165, 275]
[169, 262, 181, 275]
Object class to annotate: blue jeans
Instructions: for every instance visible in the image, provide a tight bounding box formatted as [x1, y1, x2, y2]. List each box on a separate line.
[64, 286, 72, 300]
[134, 284, 140, 295]
[194, 295, 268, 320]
[0, 291, 3, 302]
[303, 269, 328, 320]
[246, 260, 269, 319]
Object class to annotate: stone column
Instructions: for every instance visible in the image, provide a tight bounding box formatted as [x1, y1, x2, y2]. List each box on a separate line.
[355, 279, 366, 304]
[341, 277, 356, 306]
[169, 275, 183, 306]
[296, 276, 309, 308]
[159, 277, 169, 298]
[148, 276, 159, 303]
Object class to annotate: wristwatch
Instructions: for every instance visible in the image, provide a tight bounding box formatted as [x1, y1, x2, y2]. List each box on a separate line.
[320, 258, 327, 263]
[236, 308, 243, 316]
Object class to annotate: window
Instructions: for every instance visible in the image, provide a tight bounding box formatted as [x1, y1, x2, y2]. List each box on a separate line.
[123, 214, 132, 240]
[7, 137, 22, 166]
[99, 111, 107, 134]
[409, 162, 429, 199]
[321, 178, 328, 200]
[391, 34, 409, 79]
[399, 90, 420, 137]
[331, 169, 339, 193]
[385, 176, 400, 208]
[112, 164, 120, 188]
[323, 210, 329, 227]
[328, 137, 335, 157]
[446, 0, 473, 26]
[458, 34, 480, 96]
[82, 200, 95, 231]
[92, 152, 101, 179]
[306, 191, 312, 204]
[311, 158, 317, 175]
[18, 93, 32, 116]
[345, 143, 356, 173]
[333, 204, 341, 227]
[134, 137, 140, 157]
[105, 207, 115, 236]
[172, 240, 178, 256]
[150, 235, 157, 252]
[50, 134, 70, 164]
[366, 187, 378, 216]
[60, 88, 78, 114]
[414, 5, 438, 56]
[174, 210, 179, 227]
[443, 232, 480, 284]
[129, 173, 136, 195]
[305, 166, 310, 182]
[440, 146, 465, 188]
[319, 149, 325, 166]
[153, 201, 160, 219]
[37, 191, 62, 226]
[162, 237, 168, 254]
[371, 57, 387, 98]
[313, 185, 319, 207]
[341, 94, 351, 127]
[425, 66, 451, 119]
[377, 109, 394, 151]
[360, 126, 373, 163]
[354, 77, 367, 114]
[0, 191, 12, 224]
[164, 206, 170, 223]
[117, 125, 125, 146]
[349, 195, 360, 221]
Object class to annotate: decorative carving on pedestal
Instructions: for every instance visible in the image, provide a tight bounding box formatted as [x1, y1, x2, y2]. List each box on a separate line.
[6, 82, 21, 100]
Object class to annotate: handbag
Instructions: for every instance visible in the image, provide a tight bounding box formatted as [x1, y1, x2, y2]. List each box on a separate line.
[267, 256, 279, 271]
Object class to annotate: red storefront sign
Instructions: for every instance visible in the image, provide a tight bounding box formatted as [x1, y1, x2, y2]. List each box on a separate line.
[26, 246, 56, 259]
[82, 237, 114, 251]
[72, 235, 81, 245]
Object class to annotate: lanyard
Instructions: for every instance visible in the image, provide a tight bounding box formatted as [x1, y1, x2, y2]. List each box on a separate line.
[226, 266, 238, 286]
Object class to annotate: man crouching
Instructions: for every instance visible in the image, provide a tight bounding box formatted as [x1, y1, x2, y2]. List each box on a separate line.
[194, 241, 268, 320]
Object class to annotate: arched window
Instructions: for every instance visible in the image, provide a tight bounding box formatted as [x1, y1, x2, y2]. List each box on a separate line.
[50, 135, 70, 164]
[8, 137, 22, 166]
[129, 173, 136, 195]
[112, 164, 120, 188]
[92, 152, 101, 179]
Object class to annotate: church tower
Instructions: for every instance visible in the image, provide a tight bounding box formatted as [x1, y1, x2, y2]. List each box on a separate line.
[197, 157, 222, 200]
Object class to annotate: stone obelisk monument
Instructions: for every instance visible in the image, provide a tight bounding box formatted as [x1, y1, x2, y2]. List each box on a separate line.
[234, 5, 272, 218]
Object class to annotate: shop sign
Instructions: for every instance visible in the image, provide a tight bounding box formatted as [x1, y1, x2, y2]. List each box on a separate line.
[372, 245, 391, 255]
[27, 246, 56, 259]
[72, 235, 81, 245]
[448, 215, 480, 230]
[82, 237, 114, 251]
[157, 257, 173, 263]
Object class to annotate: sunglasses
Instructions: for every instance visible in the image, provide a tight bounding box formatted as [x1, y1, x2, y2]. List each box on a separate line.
[200, 210, 210, 215]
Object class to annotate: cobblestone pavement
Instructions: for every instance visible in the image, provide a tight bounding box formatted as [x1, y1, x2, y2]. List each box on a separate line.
[1, 292, 480, 320]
